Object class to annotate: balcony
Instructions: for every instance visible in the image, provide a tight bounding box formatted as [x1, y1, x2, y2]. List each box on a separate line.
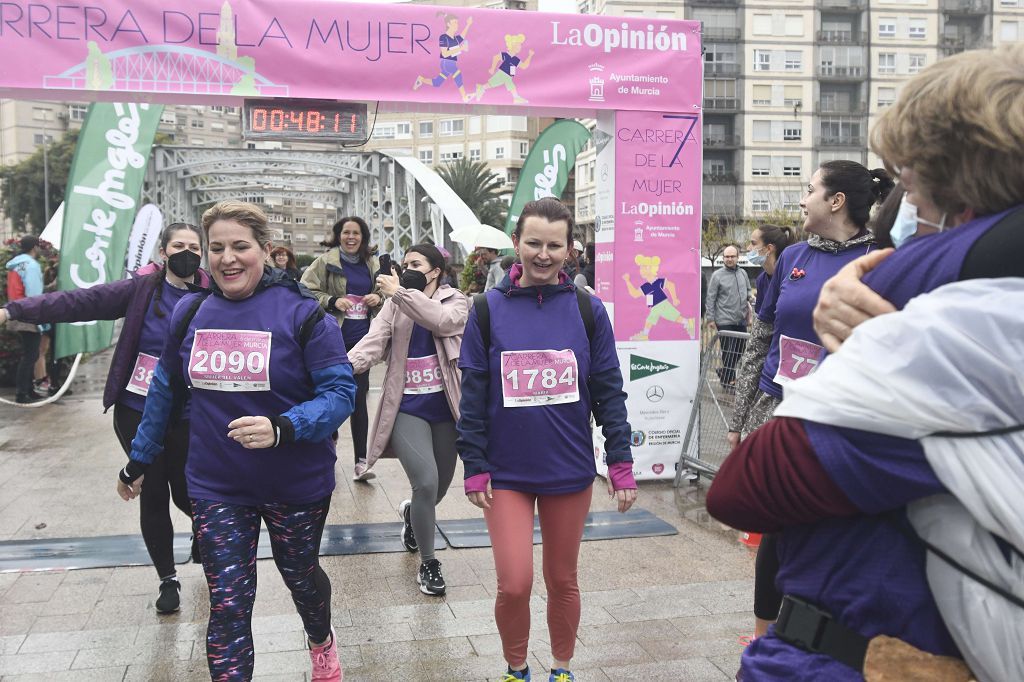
[817, 102, 868, 114]
[941, 0, 988, 13]
[939, 34, 989, 55]
[816, 135, 865, 147]
[815, 0, 865, 11]
[816, 30, 865, 44]
[705, 62, 740, 76]
[703, 171, 739, 185]
[817, 65, 866, 80]
[703, 27, 741, 41]
[704, 134, 741, 148]
[690, 0, 739, 7]
[703, 97, 740, 112]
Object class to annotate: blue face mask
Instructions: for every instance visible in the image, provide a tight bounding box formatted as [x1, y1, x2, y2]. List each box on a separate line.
[891, 196, 947, 248]
[747, 247, 766, 266]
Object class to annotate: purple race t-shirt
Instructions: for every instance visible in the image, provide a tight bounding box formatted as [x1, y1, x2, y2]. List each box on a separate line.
[173, 286, 348, 506]
[458, 287, 620, 495]
[399, 323, 452, 423]
[499, 52, 521, 75]
[340, 260, 372, 348]
[753, 270, 770, 316]
[757, 241, 873, 398]
[439, 34, 464, 61]
[118, 280, 191, 414]
[639, 278, 667, 307]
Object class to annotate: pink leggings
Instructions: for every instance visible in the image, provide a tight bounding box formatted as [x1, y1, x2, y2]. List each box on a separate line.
[483, 485, 593, 666]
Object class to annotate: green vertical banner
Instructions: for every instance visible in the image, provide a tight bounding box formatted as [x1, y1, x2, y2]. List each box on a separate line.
[505, 120, 592, 235]
[55, 103, 163, 359]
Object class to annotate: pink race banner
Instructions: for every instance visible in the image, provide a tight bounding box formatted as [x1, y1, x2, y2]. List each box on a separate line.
[613, 111, 702, 342]
[0, 0, 701, 112]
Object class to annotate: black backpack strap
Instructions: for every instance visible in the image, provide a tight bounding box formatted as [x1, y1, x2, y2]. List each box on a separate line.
[171, 292, 211, 348]
[473, 293, 491, 350]
[297, 305, 326, 349]
[575, 288, 595, 344]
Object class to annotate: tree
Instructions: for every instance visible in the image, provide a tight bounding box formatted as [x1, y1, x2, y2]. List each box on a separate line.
[435, 158, 507, 228]
[0, 129, 80, 233]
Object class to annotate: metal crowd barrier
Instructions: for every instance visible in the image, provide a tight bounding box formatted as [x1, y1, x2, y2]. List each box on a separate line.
[674, 329, 750, 486]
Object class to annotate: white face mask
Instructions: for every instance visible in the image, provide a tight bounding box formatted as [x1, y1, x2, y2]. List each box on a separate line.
[891, 196, 947, 248]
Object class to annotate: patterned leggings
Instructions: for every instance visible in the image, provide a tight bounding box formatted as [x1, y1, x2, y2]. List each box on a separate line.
[192, 497, 333, 681]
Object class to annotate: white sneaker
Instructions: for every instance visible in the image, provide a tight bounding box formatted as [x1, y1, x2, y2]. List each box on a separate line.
[353, 460, 376, 482]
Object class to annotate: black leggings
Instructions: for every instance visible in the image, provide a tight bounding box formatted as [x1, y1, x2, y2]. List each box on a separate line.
[15, 331, 41, 396]
[113, 404, 191, 579]
[753, 533, 783, 621]
[348, 345, 370, 463]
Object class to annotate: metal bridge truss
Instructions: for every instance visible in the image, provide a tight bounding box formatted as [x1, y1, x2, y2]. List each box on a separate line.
[143, 148, 434, 257]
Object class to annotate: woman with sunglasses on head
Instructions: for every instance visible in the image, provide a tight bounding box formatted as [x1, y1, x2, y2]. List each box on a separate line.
[0, 222, 210, 614]
[347, 243, 469, 597]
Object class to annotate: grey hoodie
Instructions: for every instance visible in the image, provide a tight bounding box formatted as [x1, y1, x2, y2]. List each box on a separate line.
[705, 265, 750, 326]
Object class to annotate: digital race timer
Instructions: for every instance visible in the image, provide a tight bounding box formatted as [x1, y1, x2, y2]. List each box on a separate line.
[242, 99, 369, 142]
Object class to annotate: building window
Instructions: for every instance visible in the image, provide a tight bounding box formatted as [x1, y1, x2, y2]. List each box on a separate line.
[470, 148, 481, 161]
[191, 137, 205, 145]
[439, 119, 464, 136]
[69, 104, 88, 122]
[782, 192, 801, 212]
[211, 122, 224, 132]
[782, 157, 802, 177]
[784, 85, 803, 108]
[1001, 21, 1020, 41]
[752, 191, 771, 212]
[909, 19, 926, 40]
[784, 15, 803, 36]
[783, 122, 802, 141]
[395, 122, 412, 138]
[909, 54, 926, 74]
[190, 119, 204, 129]
[32, 107, 54, 121]
[754, 50, 771, 71]
[877, 87, 897, 106]
[33, 133, 54, 145]
[753, 121, 771, 142]
[494, 145, 506, 159]
[878, 53, 896, 75]
[418, 149, 433, 164]
[751, 156, 771, 177]
[373, 125, 395, 139]
[440, 150, 465, 162]
[210, 106, 225, 113]
[752, 14, 771, 35]
[878, 19, 896, 38]
[294, 217, 307, 225]
[419, 121, 434, 137]
[753, 85, 772, 106]
[519, 142, 529, 158]
[784, 51, 802, 72]
[160, 111, 177, 125]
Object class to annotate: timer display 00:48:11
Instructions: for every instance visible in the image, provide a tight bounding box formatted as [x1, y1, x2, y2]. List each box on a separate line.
[249, 108, 358, 134]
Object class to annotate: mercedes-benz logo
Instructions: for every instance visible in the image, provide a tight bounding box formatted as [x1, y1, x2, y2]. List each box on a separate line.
[646, 385, 665, 402]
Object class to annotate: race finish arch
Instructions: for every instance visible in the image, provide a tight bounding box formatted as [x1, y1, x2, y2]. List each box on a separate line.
[0, 0, 703, 481]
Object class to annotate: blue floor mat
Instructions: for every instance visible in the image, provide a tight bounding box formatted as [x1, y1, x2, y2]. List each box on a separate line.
[436, 507, 677, 548]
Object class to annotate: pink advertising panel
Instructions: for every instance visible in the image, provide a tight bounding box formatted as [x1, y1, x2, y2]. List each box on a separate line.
[612, 111, 702, 342]
[0, 1, 701, 112]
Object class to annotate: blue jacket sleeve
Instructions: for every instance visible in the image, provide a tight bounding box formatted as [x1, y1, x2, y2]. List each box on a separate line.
[589, 367, 633, 465]
[456, 367, 494, 477]
[129, 359, 182, 465]
[280, 363, 357, 443]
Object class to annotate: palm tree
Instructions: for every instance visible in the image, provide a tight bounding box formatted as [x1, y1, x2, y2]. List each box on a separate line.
[436, 158, 507, 228]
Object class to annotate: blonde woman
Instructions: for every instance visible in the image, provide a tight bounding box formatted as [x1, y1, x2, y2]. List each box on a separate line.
[472, 33, 535, 104]
[622, 254, 695, 340]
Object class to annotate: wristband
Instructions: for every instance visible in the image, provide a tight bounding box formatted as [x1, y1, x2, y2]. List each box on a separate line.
[607, 462, 637, 491]
[464, 472, 491, 495]
[119, 459, 148, 485]
[268, 415, 295, 446]
[328, 296, 339, 312]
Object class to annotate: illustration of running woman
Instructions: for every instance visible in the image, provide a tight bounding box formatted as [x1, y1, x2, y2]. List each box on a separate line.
[413, 13, 474, 103]
[472, 34, 535, 104]
[623, 254, 696, 341]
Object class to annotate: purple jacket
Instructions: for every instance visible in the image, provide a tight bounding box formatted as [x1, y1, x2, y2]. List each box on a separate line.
[5, 266, 211, 410]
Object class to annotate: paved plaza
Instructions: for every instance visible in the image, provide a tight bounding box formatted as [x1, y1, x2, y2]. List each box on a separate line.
[0, 352, 754, 681]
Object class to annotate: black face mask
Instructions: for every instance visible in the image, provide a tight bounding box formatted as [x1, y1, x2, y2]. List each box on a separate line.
[167, 250, 201, 279]
[399, 269, 428, 292]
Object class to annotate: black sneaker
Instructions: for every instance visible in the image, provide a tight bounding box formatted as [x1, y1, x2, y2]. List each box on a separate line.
[155, 578, 181, 614]
[15, 391, 45, 404]
[417, 559, 446, 596]
[398, 500, 418, 552]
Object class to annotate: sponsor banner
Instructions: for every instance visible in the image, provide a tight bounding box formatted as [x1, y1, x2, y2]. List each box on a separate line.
[593, 109, 702, 481]
[0, 1, 701, 114]
[125, 203, 163, 273]
[505, 119, 591, 234]
[55, 102, 163, 359]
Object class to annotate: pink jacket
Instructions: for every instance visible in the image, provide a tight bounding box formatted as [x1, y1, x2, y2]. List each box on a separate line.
[347, 284, 469, 467]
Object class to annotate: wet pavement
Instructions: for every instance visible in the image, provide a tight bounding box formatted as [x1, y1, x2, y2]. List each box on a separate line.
[0, 350, 754, 681]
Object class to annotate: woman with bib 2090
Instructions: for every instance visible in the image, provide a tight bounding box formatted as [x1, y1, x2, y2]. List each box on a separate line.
[347, 244, 469, 598]
[118, 201, 357, 682]
[457, 197, 638, 682]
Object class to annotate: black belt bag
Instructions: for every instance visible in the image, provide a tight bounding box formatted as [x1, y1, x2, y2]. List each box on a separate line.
[775, 595, 869, 671]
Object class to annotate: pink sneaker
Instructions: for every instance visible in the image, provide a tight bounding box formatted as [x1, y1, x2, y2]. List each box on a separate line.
[309, 627, 343, 681]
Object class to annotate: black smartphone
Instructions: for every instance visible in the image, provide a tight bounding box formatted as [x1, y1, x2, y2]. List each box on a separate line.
[377, 253, 393, 278]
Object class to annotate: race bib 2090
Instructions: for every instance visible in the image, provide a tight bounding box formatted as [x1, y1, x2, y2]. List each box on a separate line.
[188, 330, 272, 392]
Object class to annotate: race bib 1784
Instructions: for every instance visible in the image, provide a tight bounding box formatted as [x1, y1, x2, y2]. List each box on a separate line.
[500, 348, 580, 408]
[188, 329, 272, 392]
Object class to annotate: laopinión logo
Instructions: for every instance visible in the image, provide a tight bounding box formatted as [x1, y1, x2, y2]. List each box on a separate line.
[630, 354, 678, 381]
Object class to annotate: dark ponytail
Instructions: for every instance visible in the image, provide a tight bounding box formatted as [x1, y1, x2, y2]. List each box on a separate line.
[757, 223, 797, 257]
[819, 161, 895, 230]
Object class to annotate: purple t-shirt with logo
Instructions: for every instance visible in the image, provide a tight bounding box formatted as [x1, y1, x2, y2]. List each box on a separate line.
[458, 287, 620, 495]
[757, 242, 873, 398]
[499, 52, 521, 75]
[340, 260, 372, 348]
[439, 34, 464, 61]
[119, 280, 191, 414]
[640, 278, 667, 307]
[399, 323, 452, 423]
[173, 286, 348, 505]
